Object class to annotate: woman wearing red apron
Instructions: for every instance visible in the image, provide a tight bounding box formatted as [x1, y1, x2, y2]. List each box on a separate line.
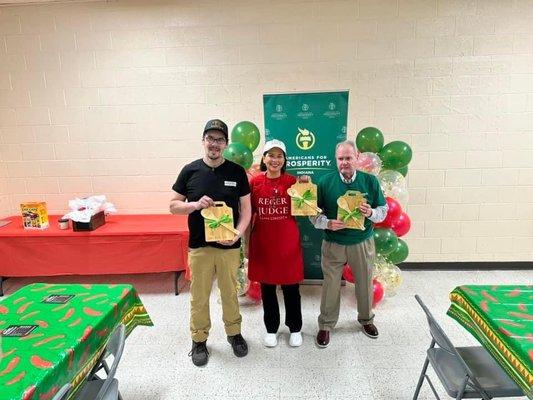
[247, 140, 305, 348]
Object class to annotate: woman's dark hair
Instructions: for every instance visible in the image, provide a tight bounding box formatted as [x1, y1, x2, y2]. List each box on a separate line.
[260, 150, 287, 173]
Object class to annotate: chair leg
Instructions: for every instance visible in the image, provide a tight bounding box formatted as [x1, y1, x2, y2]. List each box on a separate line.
[174, 271, 183, 295]
[103, 360, 110, 375]
[413, 356, 430, 400]
[426, 375, 443, 400]
[0, 276, 7, 297]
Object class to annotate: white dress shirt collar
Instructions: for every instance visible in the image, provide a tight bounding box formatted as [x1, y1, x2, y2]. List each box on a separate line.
[339, 170, 356, 184]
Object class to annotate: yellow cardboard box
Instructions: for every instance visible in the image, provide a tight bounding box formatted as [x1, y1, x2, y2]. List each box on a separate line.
[20, 202, 49, 229]
[336, 191, 366, 230]
[288, 180, 321, 216]
[201, 202, 239, 242]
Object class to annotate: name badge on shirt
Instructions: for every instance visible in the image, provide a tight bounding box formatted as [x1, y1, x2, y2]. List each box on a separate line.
[224, 181, 237, 187]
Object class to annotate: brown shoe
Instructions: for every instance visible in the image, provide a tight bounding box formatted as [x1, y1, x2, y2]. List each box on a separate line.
[362, 323, 379, 339]
[316, 330, 330, 348]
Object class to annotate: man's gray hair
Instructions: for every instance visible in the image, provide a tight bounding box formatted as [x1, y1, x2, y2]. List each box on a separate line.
[335, 140, 357, 153]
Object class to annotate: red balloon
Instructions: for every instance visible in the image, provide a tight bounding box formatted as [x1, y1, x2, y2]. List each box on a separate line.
[372, 279, 384, 307]
[344, 267, 383, 307]
[246, 172, 254, 183]
[249, 163, 261, 176]
[246, 163, 262, 183]
[247, 281, 262, 302]
[376, 197, 403, 229]
[385, 197, 402, 219]
[390, 212, 411, 237]
[342, 265, 354, 283]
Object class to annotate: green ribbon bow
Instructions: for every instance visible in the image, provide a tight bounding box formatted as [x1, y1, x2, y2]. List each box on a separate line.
[205, 214, 233, 229]
[338, 207, 362, 223]
[293, 189, 316, 208]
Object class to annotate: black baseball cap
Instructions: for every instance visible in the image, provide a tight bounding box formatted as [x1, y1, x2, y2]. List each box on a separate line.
[203, 119, 228, 141]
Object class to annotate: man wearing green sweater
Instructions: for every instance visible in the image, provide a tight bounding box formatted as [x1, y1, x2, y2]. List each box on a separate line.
[311, 140, 388, 347]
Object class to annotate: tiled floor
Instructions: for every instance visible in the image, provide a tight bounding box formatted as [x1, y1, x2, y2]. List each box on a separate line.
[3, 269, 530, 400]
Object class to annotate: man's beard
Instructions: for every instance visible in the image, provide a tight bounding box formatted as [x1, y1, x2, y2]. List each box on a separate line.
[207, 149, 221, 160]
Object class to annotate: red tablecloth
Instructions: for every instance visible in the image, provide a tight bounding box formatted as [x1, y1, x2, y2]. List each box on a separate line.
[0, 214, 189, 277]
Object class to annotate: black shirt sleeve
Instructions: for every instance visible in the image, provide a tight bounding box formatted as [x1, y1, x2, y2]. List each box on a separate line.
[172, 165, 190, 196]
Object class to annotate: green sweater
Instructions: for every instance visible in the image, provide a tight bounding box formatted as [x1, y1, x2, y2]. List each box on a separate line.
[318, 170, 386, 245]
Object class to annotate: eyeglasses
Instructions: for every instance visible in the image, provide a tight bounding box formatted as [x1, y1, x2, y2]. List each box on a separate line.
[204, 136, 226, 145]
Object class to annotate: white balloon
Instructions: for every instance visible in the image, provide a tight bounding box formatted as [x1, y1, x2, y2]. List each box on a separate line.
[379, 170, 408, 205]
[355, 152, 382, 176]
[390, 186, 409, 207]
[373, 255, 403, 297]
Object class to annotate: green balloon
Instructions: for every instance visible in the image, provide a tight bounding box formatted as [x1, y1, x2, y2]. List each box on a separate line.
[231, 121, 260, 152]
[378, 141, 412, 170]
[356, 127, 384, 153]
[373, 227, 399, 256]
[396, 165, 408, 177]
[386, 239, 409, 264]
[223, 142, 253, 170]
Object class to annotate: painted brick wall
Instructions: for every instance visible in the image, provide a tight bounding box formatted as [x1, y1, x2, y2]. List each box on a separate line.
[1, 0, 532, 261]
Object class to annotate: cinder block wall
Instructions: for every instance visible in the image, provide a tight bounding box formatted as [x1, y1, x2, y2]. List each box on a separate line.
[1, 0, 532, 261]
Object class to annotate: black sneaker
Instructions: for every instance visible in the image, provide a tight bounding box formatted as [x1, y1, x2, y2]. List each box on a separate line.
[188, 340, 209, 366]
[227, 334, 248, 357]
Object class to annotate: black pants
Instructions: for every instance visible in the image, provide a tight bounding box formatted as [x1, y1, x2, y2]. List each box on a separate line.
[260, 283, 302, 333]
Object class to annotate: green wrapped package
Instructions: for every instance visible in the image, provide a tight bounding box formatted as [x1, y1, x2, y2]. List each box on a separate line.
[0, 283, 152, 400]
[448, 285, 533, 399]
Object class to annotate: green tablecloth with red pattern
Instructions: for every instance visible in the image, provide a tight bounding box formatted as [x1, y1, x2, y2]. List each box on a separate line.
[0, 283, 152, 400]
[448, 285, 533, 399]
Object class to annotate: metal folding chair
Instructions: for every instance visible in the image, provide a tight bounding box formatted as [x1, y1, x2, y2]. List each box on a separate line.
[52, 383, 71, 400]
[74, 324, 125, 400]
[413, 295, 524, 400]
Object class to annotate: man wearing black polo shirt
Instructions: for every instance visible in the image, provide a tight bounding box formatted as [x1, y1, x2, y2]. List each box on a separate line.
[170, 119, 252, 367]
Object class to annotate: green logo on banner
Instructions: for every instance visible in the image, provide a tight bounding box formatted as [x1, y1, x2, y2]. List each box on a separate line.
[296, 128, 315, 150]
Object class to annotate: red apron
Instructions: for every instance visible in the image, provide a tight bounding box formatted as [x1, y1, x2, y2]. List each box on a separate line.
[248, 173, 304, 285]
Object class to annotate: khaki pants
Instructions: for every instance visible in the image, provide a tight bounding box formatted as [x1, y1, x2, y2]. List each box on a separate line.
[188, 246, 242, 342]
[318, 238, 375, 331]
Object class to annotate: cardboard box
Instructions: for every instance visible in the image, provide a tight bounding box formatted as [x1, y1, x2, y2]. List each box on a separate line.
[337, 190, 366, 230]
[72, 211, 106, 231]
[201, 202, 238, 242]
[288, 180, 321, 216]
[20, 202, 49, 229]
